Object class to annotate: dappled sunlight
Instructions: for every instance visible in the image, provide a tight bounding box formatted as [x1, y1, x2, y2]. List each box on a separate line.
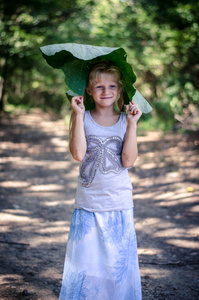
[1, 209, 34, 222]
[152, 227, 186, 238]
[165, 171, 179, 179]
[36, 221, 70, 233]
[28, 184, 65, 192]
[155, 191, 177, 200]
[29, 234, 69, 247]
[159, 195, 198, 207]
[42, 200, 74, 207]
[21, 191, 75, 202]
[132, 129, 198, 299]
[1, 274, 23, 283]
[1, 206, 71, 248]
[39, 267, 62, 280]
[166, 239, 199, 249]
[187, 226, 199, 236]
[50, 137, 68, 147]
[135, 217, 161, 226]
[28, 224, 70, 247]
[137, 131, 162, 143]
[66, 181, 78, 190]
[140, 266, 171, 279]
[1, 111, 198, 299]
[140, 162, 157, 169]
[138, 247, 163, 256]
[133, 190, 157, 199]
[47, 161, 77, 171]
[1, 0, 198, 295]
[0, 181, 30, 188]
[9, 158, 72, 168]
[189, 205, 199, 213]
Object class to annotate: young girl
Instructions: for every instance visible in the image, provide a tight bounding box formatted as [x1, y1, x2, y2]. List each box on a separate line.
[59, 61, 142, 300]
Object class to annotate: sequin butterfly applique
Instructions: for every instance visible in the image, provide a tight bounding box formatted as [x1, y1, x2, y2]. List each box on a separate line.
[79, 135, 124, 187]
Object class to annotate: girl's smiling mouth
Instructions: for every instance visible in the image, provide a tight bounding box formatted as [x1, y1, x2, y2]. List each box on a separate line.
[101, 96, 112, 99]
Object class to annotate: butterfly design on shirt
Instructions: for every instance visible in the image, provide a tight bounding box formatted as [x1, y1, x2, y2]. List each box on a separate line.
[79, 135, 124, 187]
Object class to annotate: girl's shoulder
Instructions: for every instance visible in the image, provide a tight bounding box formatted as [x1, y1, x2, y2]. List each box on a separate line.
[84, 110, 90, 118]
[120, 111, 127, 117]
[84, 110, 91, 121]
[120, 111, 127, 122]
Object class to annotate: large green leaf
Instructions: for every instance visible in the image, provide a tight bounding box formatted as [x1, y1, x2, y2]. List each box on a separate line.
[40, 43, 152, 113]
[133, 90, 153, 114]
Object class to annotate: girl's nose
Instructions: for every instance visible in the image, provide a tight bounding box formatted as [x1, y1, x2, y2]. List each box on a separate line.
[102, 87, 108, 94]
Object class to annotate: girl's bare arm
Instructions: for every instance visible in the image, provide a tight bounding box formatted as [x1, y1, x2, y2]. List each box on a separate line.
[69, 96, 87, 161]
[122, 102, 142, 168]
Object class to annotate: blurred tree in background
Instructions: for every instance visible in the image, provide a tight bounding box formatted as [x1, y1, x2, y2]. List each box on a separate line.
[0, 0, 83, 112]
[0, 0, 198, 131]
[137, 0, 199, 129]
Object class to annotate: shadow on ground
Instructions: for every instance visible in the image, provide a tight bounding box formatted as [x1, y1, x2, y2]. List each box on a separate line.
[0, 109, 199, 299]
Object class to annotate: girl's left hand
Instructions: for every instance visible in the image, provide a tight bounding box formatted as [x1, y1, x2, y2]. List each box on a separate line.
[127, 102, 142, 124]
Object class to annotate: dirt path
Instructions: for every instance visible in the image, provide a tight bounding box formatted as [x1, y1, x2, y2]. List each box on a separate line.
[0, 109, 199, 300]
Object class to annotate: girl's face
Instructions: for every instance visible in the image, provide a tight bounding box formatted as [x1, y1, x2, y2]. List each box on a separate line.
[86, 73, 119, 109]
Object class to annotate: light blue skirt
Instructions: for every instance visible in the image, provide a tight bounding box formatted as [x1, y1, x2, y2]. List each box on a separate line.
[59, 208, 142, 300]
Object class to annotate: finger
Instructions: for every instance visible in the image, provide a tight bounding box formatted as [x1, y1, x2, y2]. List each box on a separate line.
[72, 96, 84, 105]
[129, 101, 139, 109]
[130, 108, 139, 115]
[129, 103, 141, 115]
[129, 101, 136, 106]
[130, 111, 137, 115]
[129, 103, 138, 109]
[77, 96, 84, 103]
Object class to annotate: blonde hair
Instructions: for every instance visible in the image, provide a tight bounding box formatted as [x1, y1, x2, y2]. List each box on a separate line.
[87, 61, 125, 111]
[69, 61, 125, 150]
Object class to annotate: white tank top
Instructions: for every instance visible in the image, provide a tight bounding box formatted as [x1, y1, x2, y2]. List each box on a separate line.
[74, 110, 133, 212]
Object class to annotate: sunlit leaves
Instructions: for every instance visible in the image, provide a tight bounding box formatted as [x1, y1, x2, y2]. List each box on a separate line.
[40, 43, 138, 110]
[1, 0, 198, 128]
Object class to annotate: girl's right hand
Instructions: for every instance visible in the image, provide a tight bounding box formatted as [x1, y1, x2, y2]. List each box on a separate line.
[71, 96, 85, 115]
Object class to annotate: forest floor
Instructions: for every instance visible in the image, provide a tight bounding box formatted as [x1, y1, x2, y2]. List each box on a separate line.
[0, 109, 199, 300]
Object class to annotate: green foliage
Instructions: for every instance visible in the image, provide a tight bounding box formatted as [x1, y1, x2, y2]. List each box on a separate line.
[0, 0, 81, 111]
[40, 43, 138, 109]
[1, 0, 198, 131]
[136, 0, 199, 128]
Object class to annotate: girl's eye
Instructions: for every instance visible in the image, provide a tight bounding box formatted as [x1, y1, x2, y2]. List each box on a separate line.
[110, 85, 117, 89]
[96, 86, 102, 89]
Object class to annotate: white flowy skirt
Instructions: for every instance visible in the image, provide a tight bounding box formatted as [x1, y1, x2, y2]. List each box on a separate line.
[59, 208, 142, 300]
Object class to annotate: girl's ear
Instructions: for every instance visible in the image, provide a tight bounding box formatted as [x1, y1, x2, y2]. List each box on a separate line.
[86, 86, 92, 95]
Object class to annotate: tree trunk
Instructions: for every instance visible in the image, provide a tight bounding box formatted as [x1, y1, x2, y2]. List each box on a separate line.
[0, 56, 8, 112]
